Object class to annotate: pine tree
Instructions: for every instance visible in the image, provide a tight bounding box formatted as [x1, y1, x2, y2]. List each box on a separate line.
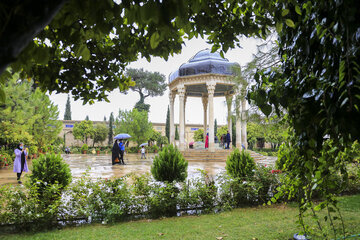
[175, 125, 179, 140]
[104, 116, 106, 121]
[64, 95, 72, 120]
[214, 118, 218, 136]
[108, 112, 114, 145]
[85, 115, 89, 120]
[165, 105, 170, 141]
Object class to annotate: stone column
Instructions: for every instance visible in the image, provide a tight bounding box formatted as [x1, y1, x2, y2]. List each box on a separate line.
[225, 93, 233, 149]
[235, 95, 242, 149]
[201, 95, 208, 140]
[169, 91, 175, 145]
[178, 85, 186, 151]
[207, 82, 216, 152]
[241, 98, 247, 149]
[184, 95, 187, 148]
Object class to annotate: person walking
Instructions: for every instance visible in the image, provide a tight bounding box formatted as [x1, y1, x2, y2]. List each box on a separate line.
[140, 146, 146, 159]
[225, 131, 231, 149]
[111, 140, 120, 165]
[119, 140, 125, 165]
[205, 133, 209, 149]
[14, 143, 28, 184]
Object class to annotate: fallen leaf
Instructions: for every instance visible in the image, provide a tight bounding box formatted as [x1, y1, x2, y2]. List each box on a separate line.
[158, 233, 165, 236]
[216, 237, 223, 240]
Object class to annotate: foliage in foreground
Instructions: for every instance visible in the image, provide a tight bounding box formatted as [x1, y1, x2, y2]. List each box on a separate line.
[29, 153, 72, 195]
[0, 165, 359, 236]
[274, 139, 360, 239]
[226, 148, 257, 179]
[151, 144, 188, 182]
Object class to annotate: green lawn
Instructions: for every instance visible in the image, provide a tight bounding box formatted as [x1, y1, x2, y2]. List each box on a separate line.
[1, 195, 360, 240]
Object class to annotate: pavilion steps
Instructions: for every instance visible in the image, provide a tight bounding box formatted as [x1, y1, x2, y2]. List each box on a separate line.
[181, 149, 266, 162]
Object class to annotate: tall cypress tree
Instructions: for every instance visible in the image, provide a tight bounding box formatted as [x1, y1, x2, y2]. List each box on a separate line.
[108, 112, 114, 145]
[64, 95, 72, 120]
[175, 125, 179, 140]
[165, 105, 170, 141]
[104, 116, 107, 121]
[85, 115, 89, 120]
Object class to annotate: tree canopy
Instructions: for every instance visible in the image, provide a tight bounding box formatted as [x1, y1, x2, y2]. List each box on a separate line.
[125, 68, 166, 112]
[72, 120, 94, 145]
[0, 0, 274, 104]
[115, 109, 153, 146]
[0, 73, 62, 147]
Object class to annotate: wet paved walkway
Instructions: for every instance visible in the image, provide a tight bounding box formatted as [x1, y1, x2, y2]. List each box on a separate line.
[0, 153, 276, 185]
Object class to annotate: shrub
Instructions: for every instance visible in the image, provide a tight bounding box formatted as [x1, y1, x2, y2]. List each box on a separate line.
[151, 144, 159, 153]
[217, 173, 261, 208]
[29, 153, 72, 194]
[148, 182, 179, 218]
[81, 144, 88, 152]
[127, 146, 139, 153]
[151, 144, 188, 182]
[29, 146, 38, 155]
[226, 148, 256, 179]
[0, 182, 63, 231]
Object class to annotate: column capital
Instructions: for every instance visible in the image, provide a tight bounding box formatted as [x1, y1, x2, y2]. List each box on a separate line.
[206, 82, 216, 96]
[178, 85, 186, 98]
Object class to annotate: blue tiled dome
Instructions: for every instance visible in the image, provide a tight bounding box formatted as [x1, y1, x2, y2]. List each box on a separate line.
[169, 49, 239, 83]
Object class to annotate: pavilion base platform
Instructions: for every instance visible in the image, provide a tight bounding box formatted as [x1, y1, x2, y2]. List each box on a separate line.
[181, 149, 266, 162]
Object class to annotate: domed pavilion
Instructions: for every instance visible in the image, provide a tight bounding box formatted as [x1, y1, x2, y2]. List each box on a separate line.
[168, 49, 248, 152]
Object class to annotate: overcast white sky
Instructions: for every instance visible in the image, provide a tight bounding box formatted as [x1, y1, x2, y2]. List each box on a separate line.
[49, 37, 263, 125]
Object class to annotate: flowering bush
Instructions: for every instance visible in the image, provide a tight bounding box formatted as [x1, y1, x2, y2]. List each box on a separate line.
[0, 169, 284, 232]
[0, 152, 10, 167]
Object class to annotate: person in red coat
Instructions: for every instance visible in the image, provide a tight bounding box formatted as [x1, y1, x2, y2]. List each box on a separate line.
[205, 133, 209, 149]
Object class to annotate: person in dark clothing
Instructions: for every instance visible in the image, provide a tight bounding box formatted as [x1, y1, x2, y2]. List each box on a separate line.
[225, 131, 231, 149]
[111, 140, 121, 165]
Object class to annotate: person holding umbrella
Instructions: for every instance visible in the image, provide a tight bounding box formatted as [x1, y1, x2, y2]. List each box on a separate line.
[119, 139, 125, 164]
[113, 133, 131, 165]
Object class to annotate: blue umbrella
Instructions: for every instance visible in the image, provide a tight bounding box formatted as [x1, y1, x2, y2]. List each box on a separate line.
[139, 143, 148, 147]
[114, 133, 131, 140]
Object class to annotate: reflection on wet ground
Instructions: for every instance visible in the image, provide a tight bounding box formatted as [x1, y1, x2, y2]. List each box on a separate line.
[0, 153, 227, 185]
[0, 153, 277, 185]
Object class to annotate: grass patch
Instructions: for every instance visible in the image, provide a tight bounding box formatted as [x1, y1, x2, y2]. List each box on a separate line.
[1, 195, 360, 240]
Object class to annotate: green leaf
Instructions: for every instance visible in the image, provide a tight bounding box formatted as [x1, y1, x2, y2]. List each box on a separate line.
[76, 44, 90, 61]
[295, 5, 302, 15]
[261, 104, 272, 116]
[220, 50, 224, 58]
[285, 19, 295, 28]
[282, 9, 290, 16]
[339, 60, 345, 82]
[150, 32, 160, 49]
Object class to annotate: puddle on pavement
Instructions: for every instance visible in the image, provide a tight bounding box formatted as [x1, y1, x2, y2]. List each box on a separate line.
[0, 153, 227, 185]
